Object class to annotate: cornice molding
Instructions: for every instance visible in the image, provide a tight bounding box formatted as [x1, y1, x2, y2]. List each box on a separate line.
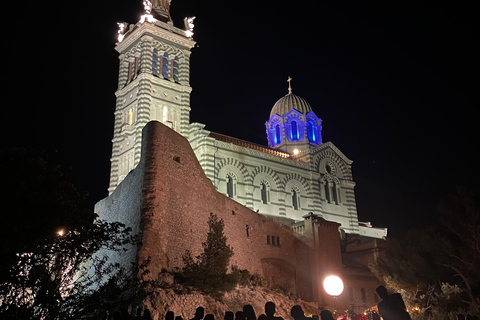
[115, 22, 195, 53]
[214, 140, 310, 170]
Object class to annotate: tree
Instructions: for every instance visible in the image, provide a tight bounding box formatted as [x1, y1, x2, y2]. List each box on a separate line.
[370, 187, 480, 319]
[182, 213, 235, 296]
[0, 148, 143, 319]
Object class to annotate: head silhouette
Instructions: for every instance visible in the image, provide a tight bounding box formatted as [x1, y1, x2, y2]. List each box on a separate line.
[290, 305, 304, 320]
[224, 311, 234, 320]
[235, 311, 245, 320]
[144, 309, 152, 320]
[166, 311, 175, 320]
[195, 307, 205, 320]
[205, 314, 215, 320]
[320, 310, 334, 320]
[375, 285, 389, 300]
[265, 302, 276, 317]
[243, 305, 256, 320]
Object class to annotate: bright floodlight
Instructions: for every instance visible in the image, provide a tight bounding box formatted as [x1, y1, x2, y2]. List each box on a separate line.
[323, 275, 344, 296]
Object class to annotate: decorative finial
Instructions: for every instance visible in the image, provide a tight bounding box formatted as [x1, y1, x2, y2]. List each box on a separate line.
[140, 0, 156, 23]
[184, 16, 196, 38]
[143, 0, 152, 14]
[117, 22, 126, 43]
[287, 76, 292, 94]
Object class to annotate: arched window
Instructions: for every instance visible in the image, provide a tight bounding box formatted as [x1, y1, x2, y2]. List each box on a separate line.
[291, 121, 299, 141]
[324, 182, 330, 203]
[292, 188, 300, 210]
[162, 106, 168, 123]
[307, 119, 317, 143]
[128, 109, 133, 125]
[227, 176, 234, 198]
[172, 58, 179, 82]
[152, 50, 159, 76]
[333, 183, 339, 205]
[161, 54, 169, 79]
[260, 181, 269, 204]
[275, 124, 282, 144]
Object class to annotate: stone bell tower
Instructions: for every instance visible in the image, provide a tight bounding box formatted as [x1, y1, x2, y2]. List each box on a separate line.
[108, 1, 196, 193]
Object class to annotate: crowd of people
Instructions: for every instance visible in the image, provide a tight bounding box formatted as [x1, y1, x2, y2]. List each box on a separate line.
[113, 301, 337, 320]
[111, 286, 413, 320]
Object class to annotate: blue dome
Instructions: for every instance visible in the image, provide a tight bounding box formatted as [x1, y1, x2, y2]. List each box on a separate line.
[270, 93, 312, 118]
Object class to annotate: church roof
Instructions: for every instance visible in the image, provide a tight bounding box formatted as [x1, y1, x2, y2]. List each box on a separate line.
[270, 93, 313, 118]
[209, 132, 292, 159]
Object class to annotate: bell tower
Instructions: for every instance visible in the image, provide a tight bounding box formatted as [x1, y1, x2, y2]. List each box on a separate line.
[108, 1, 196, 193]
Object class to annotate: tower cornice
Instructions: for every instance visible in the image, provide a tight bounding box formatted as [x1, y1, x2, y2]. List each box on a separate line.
[115, 21, 195, 53]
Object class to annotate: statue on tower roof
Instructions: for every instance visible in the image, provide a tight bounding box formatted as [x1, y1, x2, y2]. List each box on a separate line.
[152, 0, 172, 22]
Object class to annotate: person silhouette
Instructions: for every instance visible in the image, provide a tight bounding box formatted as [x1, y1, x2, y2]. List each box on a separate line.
[375, 286, 411, 320]
[205, 314, 215, 320]
[166, 311, 175, 320]
[235, 311, 245, 320]
[191, 307, 205, 320]
[319, 310, 334, 320]
[243, 305, 256, 320]
[224, 311, 234, 320]
[290, 305, 308, 320]
[144, 309, 153, 320]
[265, 301, 283, 320]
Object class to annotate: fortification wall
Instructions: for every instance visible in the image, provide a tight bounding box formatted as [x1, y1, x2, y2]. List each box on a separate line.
[137, 121, 312, 298]
[94, 154, 145, 276]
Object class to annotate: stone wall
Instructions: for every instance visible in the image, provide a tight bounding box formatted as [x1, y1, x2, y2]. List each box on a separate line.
[134, 121, 313, 300]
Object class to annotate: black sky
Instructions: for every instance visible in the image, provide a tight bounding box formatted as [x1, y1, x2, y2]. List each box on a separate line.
[3, 0, 477, 238]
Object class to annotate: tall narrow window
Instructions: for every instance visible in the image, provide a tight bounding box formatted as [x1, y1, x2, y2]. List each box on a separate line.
[161, 54, 169, 79]
[128, 109, 133, 125]
[172, 58, 179, 82]
[162, 106, 168, 123]
[227, 176, 234, 198]
[307, 119, 317, 143]
[333, 183, 339, 205]
[261, 182, 268, 204]
[291, 121, 298, 140]
[361, 288, 367, 303]
[275, 124, 282, 144]
[324, 183, 330, 203]
[127, 62, 133, 83]
[152, 50, 159, 76]
[134, 57, 139, 78]
[267, 235, 270, 244]
[292, 189, 299, 210]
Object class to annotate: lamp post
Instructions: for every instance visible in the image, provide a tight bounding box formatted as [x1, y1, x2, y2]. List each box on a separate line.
[323, 275, 344, 315]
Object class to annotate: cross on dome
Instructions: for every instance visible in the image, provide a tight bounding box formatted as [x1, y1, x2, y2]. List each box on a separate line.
[287, 76, 293, 94]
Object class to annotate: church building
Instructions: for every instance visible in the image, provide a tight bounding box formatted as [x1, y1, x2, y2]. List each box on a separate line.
[96, 0, 388, 315]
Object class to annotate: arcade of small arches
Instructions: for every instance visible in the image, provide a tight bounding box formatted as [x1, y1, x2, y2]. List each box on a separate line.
[218, 159, 345, 218]
[121, 42, 186, 87]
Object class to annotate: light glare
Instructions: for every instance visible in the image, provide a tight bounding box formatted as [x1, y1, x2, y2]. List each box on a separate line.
[323, 275, 344, 296]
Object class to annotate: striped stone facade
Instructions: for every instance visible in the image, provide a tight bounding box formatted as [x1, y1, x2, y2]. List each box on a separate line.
[187, 127, 361, 235]
[107, 15, 385, 238]
[109, 21, 195, 193]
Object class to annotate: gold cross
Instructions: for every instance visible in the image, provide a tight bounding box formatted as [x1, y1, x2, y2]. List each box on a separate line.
[287, 76, 292, 94]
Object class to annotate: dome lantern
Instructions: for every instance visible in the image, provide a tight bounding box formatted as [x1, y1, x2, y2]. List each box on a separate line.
[265, 79, 322, 154]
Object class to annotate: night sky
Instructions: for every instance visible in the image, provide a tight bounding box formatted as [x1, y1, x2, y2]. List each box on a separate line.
[3, 0, 477, 238]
